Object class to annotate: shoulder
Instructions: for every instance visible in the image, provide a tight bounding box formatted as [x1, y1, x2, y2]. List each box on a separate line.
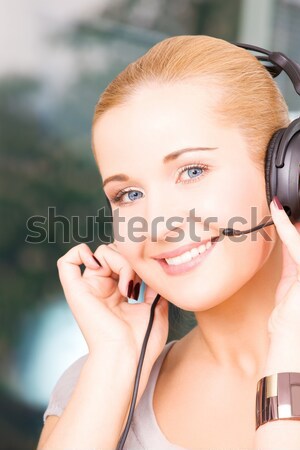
[158, 331, 196, 376]
[43, 353, 88, 423]
[52, 354, 89, 397]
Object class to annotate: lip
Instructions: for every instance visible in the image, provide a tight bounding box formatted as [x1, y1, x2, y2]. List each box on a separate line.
[155, 239, 218, 276]
[152, 236, 220, 260]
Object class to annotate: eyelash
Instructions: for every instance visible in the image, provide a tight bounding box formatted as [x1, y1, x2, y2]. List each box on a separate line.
[109, 162, 210, 205]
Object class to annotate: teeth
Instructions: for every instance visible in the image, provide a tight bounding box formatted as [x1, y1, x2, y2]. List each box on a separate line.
[165, 241, 213, 266]
[206, 241, 212, 250]
[198, 244, 206, 254]
[190, 248, 199, 258]
[180, 252, 192, 263]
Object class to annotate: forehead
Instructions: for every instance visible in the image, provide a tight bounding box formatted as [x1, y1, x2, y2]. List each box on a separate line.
[94, 81, 221, 136]
[93, 82, 247, 174]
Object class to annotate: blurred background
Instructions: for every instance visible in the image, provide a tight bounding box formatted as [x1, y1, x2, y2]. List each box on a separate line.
[1, 0, 300, 448]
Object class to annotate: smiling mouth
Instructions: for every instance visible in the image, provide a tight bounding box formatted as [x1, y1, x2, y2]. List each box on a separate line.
[154, 236, 218, 276]
[164, 239, 217, 266]
[153, 236, 220, 259]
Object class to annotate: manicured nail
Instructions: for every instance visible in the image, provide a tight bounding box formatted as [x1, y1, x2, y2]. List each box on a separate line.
[273, 196, 283, 210]
[92, 255, 102, 267]
[133, 282, 141, 301]
[127, 280, 134, 298]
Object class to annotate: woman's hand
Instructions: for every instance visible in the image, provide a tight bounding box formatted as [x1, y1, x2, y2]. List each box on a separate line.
[267, 197, 300, 338]
[56, 242, 169, 374]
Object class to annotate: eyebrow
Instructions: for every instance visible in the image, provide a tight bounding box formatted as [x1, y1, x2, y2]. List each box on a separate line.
[102, 146, 218, 189]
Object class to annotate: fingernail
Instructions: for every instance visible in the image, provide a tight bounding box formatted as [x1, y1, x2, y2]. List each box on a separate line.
[133, 282, 141, 301]
[92, 255, 102, 267]
[127, 279, 134, 298]
[273, 196, 283, 210]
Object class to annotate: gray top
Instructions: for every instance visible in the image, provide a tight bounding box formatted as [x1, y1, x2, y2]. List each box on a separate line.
[43, 339, 187, 449]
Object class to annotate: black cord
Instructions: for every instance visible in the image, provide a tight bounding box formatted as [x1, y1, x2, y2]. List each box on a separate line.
[116, 293, 162, 450]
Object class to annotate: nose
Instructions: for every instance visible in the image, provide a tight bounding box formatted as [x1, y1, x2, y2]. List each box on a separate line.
[143, 188, 188, 243]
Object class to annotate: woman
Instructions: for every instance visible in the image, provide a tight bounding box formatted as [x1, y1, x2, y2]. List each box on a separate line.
[37, 35, 300, 449]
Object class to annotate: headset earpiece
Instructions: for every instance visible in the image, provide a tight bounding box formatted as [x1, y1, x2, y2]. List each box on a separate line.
[235, 42, 300, 223]
[264, 128, 286, 208]
[273, 118, 300, 221]
[265, 118, 300, 222]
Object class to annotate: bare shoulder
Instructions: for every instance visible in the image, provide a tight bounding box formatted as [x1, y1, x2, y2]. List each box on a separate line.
[164, 329, 198, 371]
[157, 330, 197, 388]
[36, 415, 60, 450]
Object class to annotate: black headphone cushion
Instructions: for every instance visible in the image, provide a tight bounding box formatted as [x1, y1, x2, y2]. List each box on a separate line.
[264, 129, 285, 206]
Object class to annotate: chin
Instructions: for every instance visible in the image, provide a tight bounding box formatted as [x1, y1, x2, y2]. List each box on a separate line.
[166, 285, 228, 312]
[166, 269, 255, 312]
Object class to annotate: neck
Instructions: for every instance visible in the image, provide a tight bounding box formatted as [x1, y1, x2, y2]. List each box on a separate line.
[192, 232, 282, 379]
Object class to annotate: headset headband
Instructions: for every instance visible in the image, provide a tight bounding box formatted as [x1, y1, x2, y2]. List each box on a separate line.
[235, 43, 300, 94]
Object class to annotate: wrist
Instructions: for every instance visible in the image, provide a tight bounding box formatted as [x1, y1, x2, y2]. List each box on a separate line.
[87, 345, 138, 373]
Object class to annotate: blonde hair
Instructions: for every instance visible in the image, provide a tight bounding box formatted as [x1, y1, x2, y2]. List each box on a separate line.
[92, 35, 290, 169]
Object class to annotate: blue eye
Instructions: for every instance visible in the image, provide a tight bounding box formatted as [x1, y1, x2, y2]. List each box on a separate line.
[186, 167, 202, 179]
[112, 189, 143, 204]
[127, 191, 143, 201]
[177, 163, 209, 183]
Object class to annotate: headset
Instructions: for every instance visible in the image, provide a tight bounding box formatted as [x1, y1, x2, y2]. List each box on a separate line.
[115, 42, 300, 450]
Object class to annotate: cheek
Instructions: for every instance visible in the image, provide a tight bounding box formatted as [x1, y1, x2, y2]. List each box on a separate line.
[204, 167, 267, 229]
[205, 170, 272, 292]
[113, 238, 143, 269]
[112, 209, 150, 238]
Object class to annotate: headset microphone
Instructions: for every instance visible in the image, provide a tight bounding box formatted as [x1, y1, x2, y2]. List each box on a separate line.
[221, 199, 294, 236]
[221, 218, 275, 236]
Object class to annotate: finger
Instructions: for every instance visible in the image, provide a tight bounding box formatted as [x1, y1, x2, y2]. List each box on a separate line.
[105, 244, 143, 301]
[144, 283, 169, 318]
[270, 199, 300, 276]
[129, 274, 143, 302]
[104, 243, 122, 281]
[107, 242, 119, 252]
[143, 283, 160, 305]
[57, 243, 102, 289]
[93, 245, 137, 298]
